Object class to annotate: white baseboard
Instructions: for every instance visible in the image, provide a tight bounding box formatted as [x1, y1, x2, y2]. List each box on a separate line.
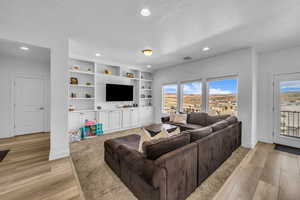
[49, 149, 70, 161]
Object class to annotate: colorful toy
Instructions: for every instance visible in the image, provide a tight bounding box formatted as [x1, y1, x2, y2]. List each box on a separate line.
[80, 123, 103, 139]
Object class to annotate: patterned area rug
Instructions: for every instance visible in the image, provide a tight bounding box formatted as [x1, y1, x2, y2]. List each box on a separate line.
[71, 128, 249, 200]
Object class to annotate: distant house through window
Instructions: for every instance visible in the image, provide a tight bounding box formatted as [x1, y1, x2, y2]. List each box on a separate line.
[162, 84, 178, 113]
[207, 78, 238, 116]
[181, 81, 202, 113]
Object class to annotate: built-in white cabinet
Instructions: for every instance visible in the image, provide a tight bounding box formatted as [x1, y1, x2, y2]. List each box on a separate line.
[122, 108, 140, 128]
[139, 107, 153, 126]
[98, 110, 122, 132]
[68, 111, 97, 132]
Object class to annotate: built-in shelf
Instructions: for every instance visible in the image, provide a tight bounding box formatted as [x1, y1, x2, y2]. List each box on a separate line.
[141, 98, 152, 100]
[69, 69, 95, 75]
[69, 110, 97, 113]
[96, 73, 139, 81]
[141, 79, 153, 82]
[141, 89, 152, 91]
[69, 84, 95, 88]
[69, 98, 95, 100]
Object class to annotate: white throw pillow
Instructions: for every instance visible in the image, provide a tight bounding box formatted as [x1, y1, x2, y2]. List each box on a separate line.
[138, 128, 169, 152]
[170, 111, 176, 122]
[173, 113, 187, 124]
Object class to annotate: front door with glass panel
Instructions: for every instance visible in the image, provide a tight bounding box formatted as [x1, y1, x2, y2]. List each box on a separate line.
[274, 73, 300, 148]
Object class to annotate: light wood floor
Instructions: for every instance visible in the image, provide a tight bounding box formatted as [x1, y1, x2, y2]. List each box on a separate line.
[0, 133, 84, 200]
[214, 142, 300, 200]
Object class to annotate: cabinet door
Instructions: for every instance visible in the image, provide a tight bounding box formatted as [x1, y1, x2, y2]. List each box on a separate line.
[122, 110, 131, 128]
[82, 112, 97, 123]
[109, 111, 122, 130]
[68, 112, 81, 131]
[146, 107, 153, 124]
[99, 111, 110, 132]
[131, 109, 139, 126]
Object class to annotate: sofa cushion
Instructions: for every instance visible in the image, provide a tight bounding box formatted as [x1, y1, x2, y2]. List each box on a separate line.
[225, 116, 238, 125]
[172, 113, 187, 124]
[143, 134, 190, 160]
[180, 123, 203, 130]
[210, 120, 229, 131]
[187, 112, 208, 126]
[182, 127, 213, 142]
[206, 114, 230, 125]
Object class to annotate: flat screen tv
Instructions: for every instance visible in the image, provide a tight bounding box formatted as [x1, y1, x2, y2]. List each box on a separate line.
[106, 84, 134, 101]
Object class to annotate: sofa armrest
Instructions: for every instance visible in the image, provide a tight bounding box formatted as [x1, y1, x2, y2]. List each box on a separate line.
[161, 116, 170, 123]
[118, 145, 166, 189]
[154, 143, 198, 200]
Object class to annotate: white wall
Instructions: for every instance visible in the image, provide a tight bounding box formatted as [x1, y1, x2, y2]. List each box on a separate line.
[0, 54, 50, 138]
[257, 46, 300, 143]
[153, 48, 258, 148]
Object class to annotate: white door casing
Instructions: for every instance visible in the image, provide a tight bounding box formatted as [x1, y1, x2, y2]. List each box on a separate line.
[14, 75, 45, 135]
[273, 73, 300, 148]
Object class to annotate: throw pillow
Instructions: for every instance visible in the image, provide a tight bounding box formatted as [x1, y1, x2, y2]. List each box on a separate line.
[173, 113, 187, 124]
[138, 128, 169, 152]
[169, 111, 176, 122]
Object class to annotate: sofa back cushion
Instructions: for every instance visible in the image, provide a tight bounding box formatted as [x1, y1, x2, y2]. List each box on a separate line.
[210, 120, 229, 131]
[143, 134, 190, 160]
[206, 114, 230, 125]
[187, 112, 208, 126]
[183, 127, 213, 142]
[225, 116, 238, 125]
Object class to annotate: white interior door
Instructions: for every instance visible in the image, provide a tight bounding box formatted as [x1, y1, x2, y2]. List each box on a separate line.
[14, 76, 45, 135]
[274, 73, 300, 148]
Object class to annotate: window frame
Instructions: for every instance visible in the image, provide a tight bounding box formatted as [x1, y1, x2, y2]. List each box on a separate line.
[206, 75, 239, 116]
[161, 83, 180, 114]
[179, 79, 204, 113]
[161, 75, 239, 116]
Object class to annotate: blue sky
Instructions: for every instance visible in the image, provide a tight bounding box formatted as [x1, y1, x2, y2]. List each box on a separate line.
[280, 81, 300, 92]
[163, 79, 237, 94]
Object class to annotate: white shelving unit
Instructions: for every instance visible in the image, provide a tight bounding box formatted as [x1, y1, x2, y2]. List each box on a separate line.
[68, 57, 153, 134]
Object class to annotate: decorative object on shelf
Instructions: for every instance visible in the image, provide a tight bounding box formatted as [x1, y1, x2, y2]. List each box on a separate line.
[126, 73, 134, 78]
[69, 130, 81, 143]
[85, 93, 92, 98]
[72, 65, 80, 70]
[141, 94, 146, 98]
[142, 86, 145, 89]
[104, 69, 112, 75]
[87, 68, 92, 72]
[148, 86, 151, 89]
[147, 95, 152, 98]
[69, 105, 75, 112]
[141, 75, 144, 79]
[86, 82, 92, 86]
[80, 121, 103, 139]
[70, 77, 78, 85]
[133, 104, 138, 107]
[71, 93, 77, 98]
[97, 106, 102, 110]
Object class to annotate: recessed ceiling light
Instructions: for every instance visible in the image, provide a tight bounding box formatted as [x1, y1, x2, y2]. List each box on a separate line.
[142, 49, 153, 56]
[140, 8, 151, 17]
[202, 47, 210, 52]
[20, 46, 29, 51]
[95, 53, 101, 57]
[147, 65, 152, 68]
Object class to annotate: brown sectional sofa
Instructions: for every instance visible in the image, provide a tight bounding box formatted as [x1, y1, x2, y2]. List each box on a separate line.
[104, 113, 241, 200]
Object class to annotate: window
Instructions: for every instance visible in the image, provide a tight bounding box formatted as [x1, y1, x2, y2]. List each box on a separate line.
[162, 84, 178, 113]
[181, 81, 202, 113]
[208, 78, 238, 116]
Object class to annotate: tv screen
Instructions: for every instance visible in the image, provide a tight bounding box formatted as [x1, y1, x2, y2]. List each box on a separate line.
[106, 84, 134, 101]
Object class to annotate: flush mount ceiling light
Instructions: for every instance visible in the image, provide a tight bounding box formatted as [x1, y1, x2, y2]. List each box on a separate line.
[142, 49, 153, 56]
[95, 53, 101, 57]
[140, 8, 151, 16]
[202, 47, 210, 52]
[147, 65, 152, 68]
[20, 46, 29, 51]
